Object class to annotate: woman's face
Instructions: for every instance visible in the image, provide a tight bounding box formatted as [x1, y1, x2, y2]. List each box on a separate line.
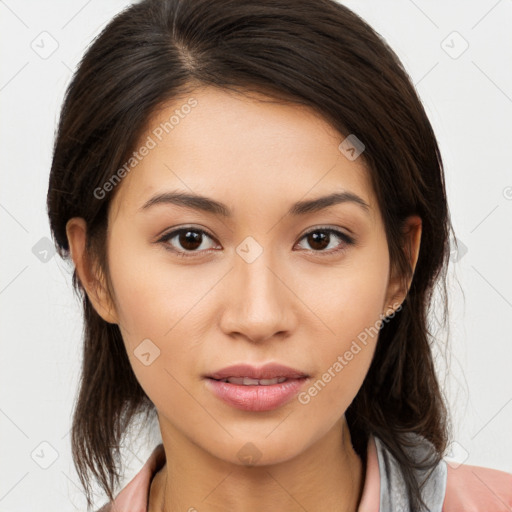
[69, 85, 420, 466]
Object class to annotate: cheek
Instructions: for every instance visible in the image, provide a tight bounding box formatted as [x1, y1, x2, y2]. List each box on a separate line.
[106, 235, 206, 344]
[298, 243, 390, 412]
[305, 239, 390, 346]
[105, 236, 219, 401]
[298, 305, 383, 427]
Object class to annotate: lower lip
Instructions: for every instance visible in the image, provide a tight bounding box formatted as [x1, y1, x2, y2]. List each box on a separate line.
[204, 377, 309, 412]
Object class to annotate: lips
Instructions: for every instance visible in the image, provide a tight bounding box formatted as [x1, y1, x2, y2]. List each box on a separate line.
[204, 366, 310, 411]
[205, 363, 309, 382]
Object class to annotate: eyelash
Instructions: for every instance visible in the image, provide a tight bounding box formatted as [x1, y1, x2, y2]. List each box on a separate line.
[157, 226, 356, 259]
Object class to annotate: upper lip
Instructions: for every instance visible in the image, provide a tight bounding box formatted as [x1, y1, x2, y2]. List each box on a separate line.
[205, 363, 309, 380]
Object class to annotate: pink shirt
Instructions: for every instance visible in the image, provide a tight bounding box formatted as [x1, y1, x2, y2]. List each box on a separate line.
[97, 435, 512, 511]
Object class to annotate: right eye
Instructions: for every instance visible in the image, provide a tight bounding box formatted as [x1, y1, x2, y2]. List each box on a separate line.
[157, 227, 220, 258]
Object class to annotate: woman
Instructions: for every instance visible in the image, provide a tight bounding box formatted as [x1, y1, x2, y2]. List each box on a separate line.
[46, 0, 512, 510]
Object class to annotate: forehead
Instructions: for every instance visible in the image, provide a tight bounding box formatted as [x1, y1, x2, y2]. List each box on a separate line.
[109, 86, 377, 222]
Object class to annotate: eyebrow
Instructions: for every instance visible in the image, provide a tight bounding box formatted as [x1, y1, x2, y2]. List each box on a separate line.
[138, 190, 371, 217]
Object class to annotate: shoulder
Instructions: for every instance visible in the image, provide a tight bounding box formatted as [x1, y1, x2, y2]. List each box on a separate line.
[396, 433, 512, 511]
[443, 460, 512, 511]
[372, 433, 512, 511]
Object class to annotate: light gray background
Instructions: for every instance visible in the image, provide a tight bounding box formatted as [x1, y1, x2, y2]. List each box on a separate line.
[1, 1, 511, 510]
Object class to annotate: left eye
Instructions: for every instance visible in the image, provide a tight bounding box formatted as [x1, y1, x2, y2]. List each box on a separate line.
[296, 227, 355, 254]
[157, 227, 354, 257]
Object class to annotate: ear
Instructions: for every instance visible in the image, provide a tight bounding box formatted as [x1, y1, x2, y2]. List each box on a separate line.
[383, 215, 422, 316]
[65, 217, 119, 324]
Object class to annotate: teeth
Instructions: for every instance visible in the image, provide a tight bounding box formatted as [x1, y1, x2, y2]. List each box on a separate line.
[221, 377, 288, 385]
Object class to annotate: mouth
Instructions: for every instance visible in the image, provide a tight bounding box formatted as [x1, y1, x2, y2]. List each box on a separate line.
[204, 362, 309, 382]
[203, 363, 310, 411]
[207, 376, 299, 386]
[204, 376, 310, 412]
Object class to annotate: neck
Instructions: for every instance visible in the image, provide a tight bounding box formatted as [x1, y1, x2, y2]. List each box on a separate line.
[149, 417, 364, 512]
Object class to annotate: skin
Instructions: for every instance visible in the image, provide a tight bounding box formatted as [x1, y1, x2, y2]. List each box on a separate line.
[66, 86, 421, 512]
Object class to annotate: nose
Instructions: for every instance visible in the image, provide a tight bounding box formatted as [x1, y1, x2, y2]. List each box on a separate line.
[218, 246, 297, 344]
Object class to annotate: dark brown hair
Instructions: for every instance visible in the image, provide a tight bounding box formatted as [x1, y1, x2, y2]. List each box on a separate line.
[46, 0, 454, 509]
